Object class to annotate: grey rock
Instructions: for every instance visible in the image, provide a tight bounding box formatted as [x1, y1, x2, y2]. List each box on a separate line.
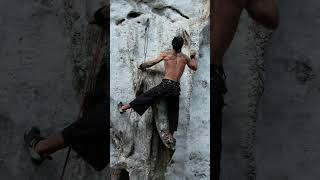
[0, 0, 109, 179]
[110, 0, 210, 179]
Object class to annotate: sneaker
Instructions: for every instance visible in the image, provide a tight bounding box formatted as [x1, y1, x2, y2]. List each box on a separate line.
[24, 126, 46, 164]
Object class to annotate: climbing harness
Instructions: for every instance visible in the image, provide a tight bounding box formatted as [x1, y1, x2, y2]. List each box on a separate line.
[60, 28, 106, 180]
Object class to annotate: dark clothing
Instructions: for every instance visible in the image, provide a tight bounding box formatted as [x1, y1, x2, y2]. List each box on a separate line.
[211, 64, 227, 179]
[129, 79, 181, 132]
[94, 6, 107, 28]
[165, 95, 180, 133]
[62, 98, 109, 171]
[62, 15, 110, 171]
[62, 63, 109, 171]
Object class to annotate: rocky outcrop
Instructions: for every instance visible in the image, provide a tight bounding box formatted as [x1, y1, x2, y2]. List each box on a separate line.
[110, 0, 210, 179]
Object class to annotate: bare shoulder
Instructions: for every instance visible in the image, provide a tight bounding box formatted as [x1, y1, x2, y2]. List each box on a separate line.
[180, 52, 191, 61]
[160, 51, 172, 60]
[160, 51, 170, 57]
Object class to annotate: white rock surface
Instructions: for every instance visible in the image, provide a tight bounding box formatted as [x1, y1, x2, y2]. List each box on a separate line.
[110, 0, 210, 179]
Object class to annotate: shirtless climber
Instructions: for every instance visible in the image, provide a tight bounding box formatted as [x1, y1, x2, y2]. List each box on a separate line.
[118, 36, 197, 149]
[212, 0, 279, 178]
[23, 5, 108, 173]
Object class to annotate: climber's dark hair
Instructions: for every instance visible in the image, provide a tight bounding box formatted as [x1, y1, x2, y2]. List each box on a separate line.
[94, 5, 108, 27]
[172, 36, 184, 52]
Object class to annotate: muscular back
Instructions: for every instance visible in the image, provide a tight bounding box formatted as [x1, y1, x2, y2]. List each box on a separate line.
[162, 51, 189, 81]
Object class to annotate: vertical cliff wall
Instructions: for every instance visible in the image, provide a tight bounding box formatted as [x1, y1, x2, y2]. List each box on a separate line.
[221, 1, 320, 180]
[256, 1, 320, 180]
[110, 0, 210, 179]
[0, 0, 109, 179]
[221, 11, 271, 179]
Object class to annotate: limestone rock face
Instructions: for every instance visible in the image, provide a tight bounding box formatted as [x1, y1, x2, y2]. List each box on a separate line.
[110, 0, 210, 179]
[221, 1, 320, 180]
[256, 1, 320, 179]
[221, 11, 272, 180]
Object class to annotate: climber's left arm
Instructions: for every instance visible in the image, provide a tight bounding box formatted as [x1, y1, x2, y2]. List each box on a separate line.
[139, 53, 166, 70]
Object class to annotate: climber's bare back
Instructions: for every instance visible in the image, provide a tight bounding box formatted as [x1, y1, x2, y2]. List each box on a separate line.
[162, 51, 190, 81]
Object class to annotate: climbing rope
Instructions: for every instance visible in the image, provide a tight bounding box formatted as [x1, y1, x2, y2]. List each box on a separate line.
[128, 18, 150, 120]
[60, 28, 106, 180]
[143, 18, 150, 62]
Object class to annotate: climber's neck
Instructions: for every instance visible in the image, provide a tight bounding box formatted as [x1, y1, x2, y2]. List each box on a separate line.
[172, 49, 181, 54]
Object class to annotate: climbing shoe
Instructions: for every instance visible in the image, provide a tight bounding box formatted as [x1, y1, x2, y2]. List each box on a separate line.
[24, 126, 48, 164]
[160, 130, 176, 151]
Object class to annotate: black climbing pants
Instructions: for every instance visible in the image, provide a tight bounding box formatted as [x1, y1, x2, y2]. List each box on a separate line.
[62, 98, 109, 171]
[129, 79, 181, 132]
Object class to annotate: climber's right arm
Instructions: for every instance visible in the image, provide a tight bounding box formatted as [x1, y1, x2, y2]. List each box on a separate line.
[187, 51, 198, 71]
[139, 53, 166, 70]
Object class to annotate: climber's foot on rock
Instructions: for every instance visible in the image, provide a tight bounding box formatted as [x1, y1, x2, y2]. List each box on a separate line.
[118, 102, 125, 114]
[168, 153, 175, 165]
[24, 127, 49, 164]
[161, 130, 176, 150]
[118, 102, 130, 114]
